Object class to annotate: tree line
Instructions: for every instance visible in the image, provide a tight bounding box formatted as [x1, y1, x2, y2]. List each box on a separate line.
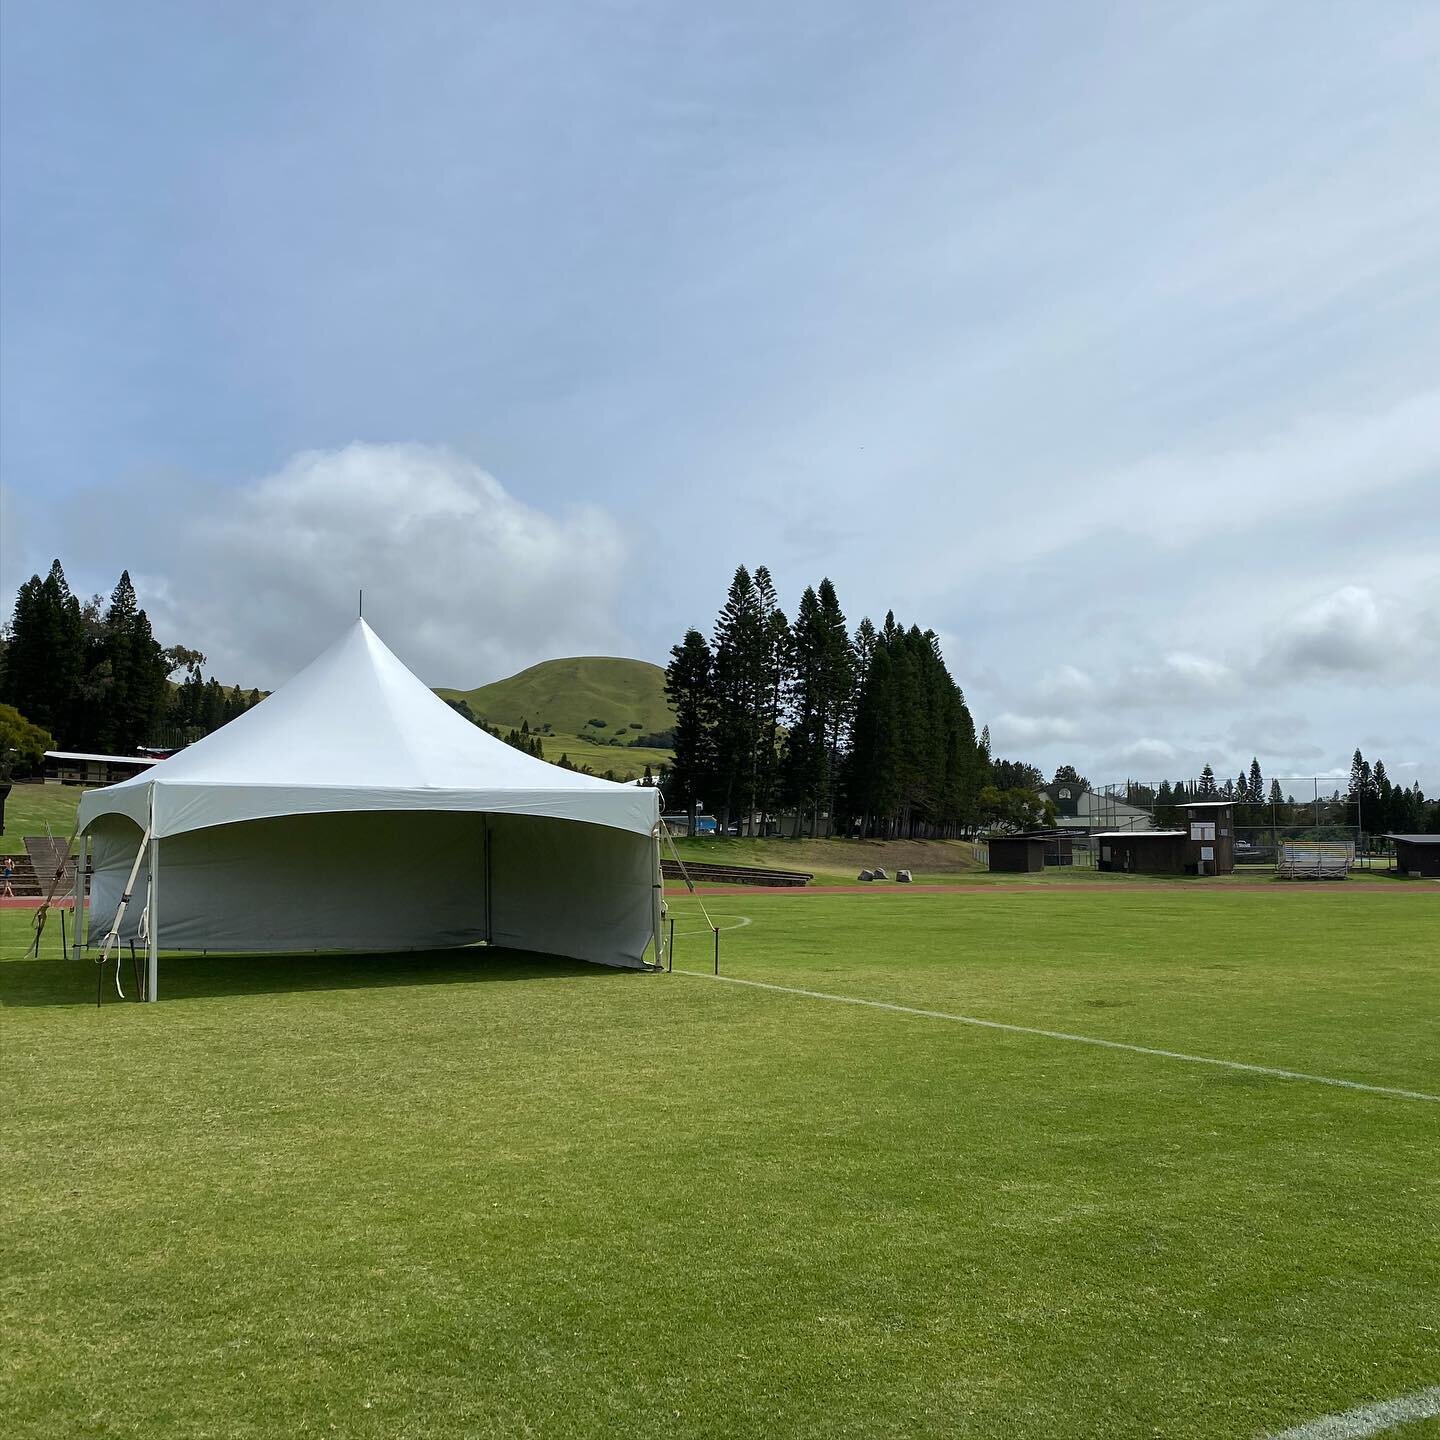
[1119, 755, 1435, 834]
[0, 558, 262, 761]
[664, 566, 998, 837]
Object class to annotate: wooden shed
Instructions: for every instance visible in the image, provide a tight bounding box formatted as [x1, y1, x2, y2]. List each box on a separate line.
[1386, 834, 1440, 879]
[1095, 831, 1188, 874]
[987, 834, 1048, 873]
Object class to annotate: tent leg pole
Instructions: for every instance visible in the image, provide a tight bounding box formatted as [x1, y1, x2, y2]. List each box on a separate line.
[483, 820, 493, 945]
[74, 834, 88, 954]
[146, 835, 159, 1003]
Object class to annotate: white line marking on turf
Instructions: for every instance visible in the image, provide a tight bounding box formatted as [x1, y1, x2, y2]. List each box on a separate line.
[1268, 1385, 1440, 1438]
[672, 916, 753, 936]
[675, 972, 1440, 1104]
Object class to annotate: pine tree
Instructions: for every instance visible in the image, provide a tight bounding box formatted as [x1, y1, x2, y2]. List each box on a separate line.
[711, 566, 765, 833]
[751, 566, 789, 833]
[1198, 764, 1217, 797]
[1248, 757, 1263, 804]
[1372, 760, 1391, 835]
[815, 579, 855, 836]
[1347, 749, 1366, 802]
[664, 629, 717, 823]
[94, 571, 170, 752]
[0, 560, 87, 741]
[781, 586, 827, 831]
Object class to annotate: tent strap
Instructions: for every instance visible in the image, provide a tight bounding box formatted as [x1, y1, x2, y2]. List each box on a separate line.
[28, 828, 79, 959]
[93, 827, 153, 1001]
[659, 818, 716, 932]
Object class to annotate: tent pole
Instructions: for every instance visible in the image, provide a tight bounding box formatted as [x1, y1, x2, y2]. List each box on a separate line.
[483, 819, 493, 944]
[74, 833, 89, 953]
[650, 825, 664, 971]
[146, 794, 160, 1002]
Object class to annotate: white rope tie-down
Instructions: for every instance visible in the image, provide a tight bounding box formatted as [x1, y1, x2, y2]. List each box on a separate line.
[92, 827, 152, 1001]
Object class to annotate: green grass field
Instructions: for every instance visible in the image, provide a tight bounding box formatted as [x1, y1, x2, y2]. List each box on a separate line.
[3, 882, 1437, 1438]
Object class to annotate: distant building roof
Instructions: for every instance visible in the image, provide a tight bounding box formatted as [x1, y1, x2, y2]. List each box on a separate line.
[1384, 833, 1440, 846]
[45, 751, 158, 766]
[1093, 830, 1186, 839]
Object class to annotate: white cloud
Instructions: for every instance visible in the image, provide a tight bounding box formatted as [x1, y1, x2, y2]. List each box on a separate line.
[1260, 583, 1440, 681]
[990, 712, 1080, 747]
[130, 444, 629, 687]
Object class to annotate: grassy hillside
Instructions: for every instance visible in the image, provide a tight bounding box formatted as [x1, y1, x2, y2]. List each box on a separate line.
[437, 656, 673, 745]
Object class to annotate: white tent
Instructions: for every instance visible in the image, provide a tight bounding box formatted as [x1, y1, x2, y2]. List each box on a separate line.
[76, 620, 664, 999]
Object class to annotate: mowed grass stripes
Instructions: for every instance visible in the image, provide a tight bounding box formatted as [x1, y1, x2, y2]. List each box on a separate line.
[2, 885, 1437, 1439]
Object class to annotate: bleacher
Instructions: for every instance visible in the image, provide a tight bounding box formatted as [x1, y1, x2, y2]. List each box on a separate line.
[661, 859, 812, 888]
[1276, 841, 1352, 881]
[0, 839, 77, 898]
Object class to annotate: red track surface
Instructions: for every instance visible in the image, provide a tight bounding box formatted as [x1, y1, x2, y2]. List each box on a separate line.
[667, 881, 1436, 897]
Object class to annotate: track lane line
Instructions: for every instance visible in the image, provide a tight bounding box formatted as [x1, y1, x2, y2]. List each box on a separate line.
[674, 971, 1440, 1104]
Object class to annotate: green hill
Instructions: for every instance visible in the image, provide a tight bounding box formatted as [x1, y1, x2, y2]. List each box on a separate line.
[437, 656, 674, 745]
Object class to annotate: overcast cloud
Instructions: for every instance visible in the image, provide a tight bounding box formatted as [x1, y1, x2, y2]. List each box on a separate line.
[2, 2, 1437, 786]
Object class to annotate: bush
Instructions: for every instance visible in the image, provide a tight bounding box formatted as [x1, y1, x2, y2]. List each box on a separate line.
[586, 718, 607, 729]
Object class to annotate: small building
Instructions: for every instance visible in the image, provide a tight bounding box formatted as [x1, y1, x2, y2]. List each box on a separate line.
[1386, 833, 1440, 879]
[1095, 831, 1188, 874]
[1181, 800, 1235, 875]
[987, 833, 1049, 873]
[44, 752, 158, 787]
[1098, 803, 1234, 876]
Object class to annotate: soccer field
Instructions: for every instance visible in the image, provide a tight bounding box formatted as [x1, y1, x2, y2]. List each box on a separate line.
[3, 885, 1437, 1438]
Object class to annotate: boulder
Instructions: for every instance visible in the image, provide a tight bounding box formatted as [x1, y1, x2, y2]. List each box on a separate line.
[897, 869, 913, 883]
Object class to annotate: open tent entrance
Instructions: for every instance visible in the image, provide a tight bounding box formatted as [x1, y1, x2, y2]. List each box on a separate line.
[76, 621, 664, 998]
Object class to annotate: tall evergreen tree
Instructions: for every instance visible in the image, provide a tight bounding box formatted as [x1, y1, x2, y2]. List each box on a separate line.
[1347, 748, 1366, 801]
[664, 629, 718, 823]
[781, 586, 827, 830]
[1198, 764, 1217, 797]
[751, 566, 789, 833]
[1372, 760, 1391, 835]
[711, 566, 767, 832]
[93, 570, 170, 753]
[1248, 757, 1264, 803]
[0, 560, 87, 740]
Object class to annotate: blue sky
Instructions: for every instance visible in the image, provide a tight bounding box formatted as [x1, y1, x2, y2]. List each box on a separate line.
[3, 2, 1438, 789]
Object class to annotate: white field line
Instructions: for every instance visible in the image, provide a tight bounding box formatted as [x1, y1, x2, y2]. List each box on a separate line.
[1268, 1385, 1440, 1438]
[670, 916, 753, 936]
[674, 972, 1440, 1104]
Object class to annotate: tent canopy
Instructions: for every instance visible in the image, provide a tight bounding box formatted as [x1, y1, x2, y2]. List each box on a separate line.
[78, 619, 657, 841]
[78, 621, 662, 984]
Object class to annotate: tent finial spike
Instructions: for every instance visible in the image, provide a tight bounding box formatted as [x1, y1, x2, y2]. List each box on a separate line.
[359, 589, 363, 619]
